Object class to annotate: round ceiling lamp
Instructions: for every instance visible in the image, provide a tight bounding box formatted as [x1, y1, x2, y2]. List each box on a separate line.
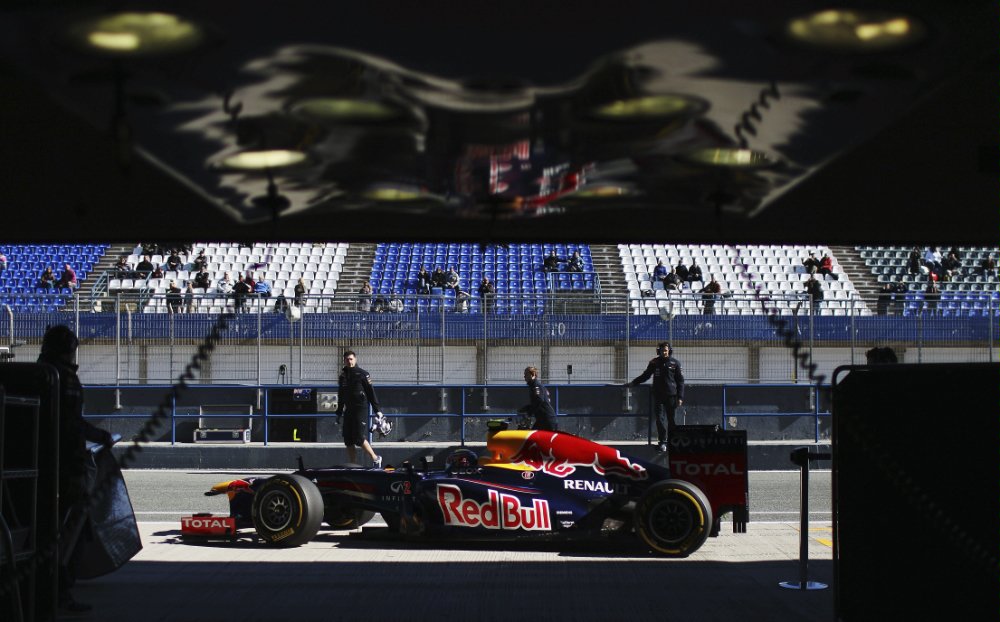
[786, 10, 926, 52]
[679, 148, 776, 170]
[218, 149, 309, 171]
[591, 94, 708, 121]
[289, 98, 403, 122]
[64, 11, 206, 57]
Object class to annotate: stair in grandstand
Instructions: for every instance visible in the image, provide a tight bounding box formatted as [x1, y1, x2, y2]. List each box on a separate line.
[829, 244, 879, 312]
[589, 245, 629, 314]
[85, 242, 134, 312]
[327, 242, 375, 312]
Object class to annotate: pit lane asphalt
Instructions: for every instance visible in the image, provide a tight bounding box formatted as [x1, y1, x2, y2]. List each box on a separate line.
[69, 472, 834, 622]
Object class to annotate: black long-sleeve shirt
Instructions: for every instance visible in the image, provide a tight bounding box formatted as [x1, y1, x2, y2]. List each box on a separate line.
[629, 355, 685, 400]
[336, 365, 381, 416]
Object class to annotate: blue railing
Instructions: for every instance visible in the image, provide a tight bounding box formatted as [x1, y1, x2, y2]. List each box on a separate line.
[82, 382, 829, 445]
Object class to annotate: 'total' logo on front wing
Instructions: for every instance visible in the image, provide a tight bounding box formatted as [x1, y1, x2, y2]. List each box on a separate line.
[437, 484, 550, 531]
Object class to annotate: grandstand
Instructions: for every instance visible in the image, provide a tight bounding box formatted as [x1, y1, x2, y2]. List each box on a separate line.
[0, 242, 996, 319]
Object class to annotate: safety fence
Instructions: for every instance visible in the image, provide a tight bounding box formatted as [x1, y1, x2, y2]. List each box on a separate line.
[0, 292, 995, 386]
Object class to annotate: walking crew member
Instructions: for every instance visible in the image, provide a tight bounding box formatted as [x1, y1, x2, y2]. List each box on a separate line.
[336, 350, 384, 468]
[626, 342, 685, 452]
[523, 366, 558, 431]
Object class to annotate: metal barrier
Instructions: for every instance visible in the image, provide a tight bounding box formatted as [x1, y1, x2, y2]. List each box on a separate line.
[722, 384, 830, 442]
[0, 292, 995, 387]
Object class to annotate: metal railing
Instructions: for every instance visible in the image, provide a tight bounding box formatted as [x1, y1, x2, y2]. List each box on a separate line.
[0, 291, 994, 387]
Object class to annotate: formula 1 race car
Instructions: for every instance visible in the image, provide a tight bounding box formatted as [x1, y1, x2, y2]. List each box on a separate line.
[187, 422, 748, 557]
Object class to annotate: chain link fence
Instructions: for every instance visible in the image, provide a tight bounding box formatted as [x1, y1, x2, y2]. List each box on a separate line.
[0, 291, 994, 386]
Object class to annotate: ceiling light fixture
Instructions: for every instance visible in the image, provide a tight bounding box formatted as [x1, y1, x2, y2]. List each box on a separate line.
[591, 95, 708, 121]
[362, 185, 428, 201]
[679, 148, 776, 170]
[218, 149, 308, 171]
[65, 11, 206, 57]
[289, 98, 403, 122]
[786, 10, 925, 52]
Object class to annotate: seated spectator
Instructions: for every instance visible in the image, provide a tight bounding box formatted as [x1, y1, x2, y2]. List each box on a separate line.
[907, 247, 922, 274]
[663, 269, 683, 291]
[686, 261, 703, 283]
[445, 267, 460, 290]
[217, 271, 235, 295]
[358, 280, 373, 311]
[135, 255, 154, 278]
[923, 246, 942, 274]
[478, 277, 496, 313]
[274, 293, 290, 314]
[817, 253, 835, 278]
[431, 267, 447, 289]
[674, 261, 688, 282]
[150, 265, 164, 279]
[542, 251, 562, 273]
[294, 278, 306, 306]
[254, 277, 272, 298]
[55, 263, 77, 290]
[387, 295, 404, 313]
[244, 271, 256, 291]
[193, 268, 211, 289]
[701, 277, 722, 314]
[192, 250, 207, 272]
[0, 250, 6, 273]
[652, 260, 668, 282]
[979, 254, 996, 277]
[802, 251, 820, 274]
[184, 282, 195, 313]
[370, 293, 388, 313]
[166, 251, 182, 272]
[941, 252, 961, 275]
[566, 251, 584, 273]
[166, 280, 183, 313]
[416, 266, 432, 294]
[805, 275, 824, 313]
[114, 255, 131, 278]
[37, 266, 55, 289]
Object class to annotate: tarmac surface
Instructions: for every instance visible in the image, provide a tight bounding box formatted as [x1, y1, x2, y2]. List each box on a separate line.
[71, 519, 834, 622]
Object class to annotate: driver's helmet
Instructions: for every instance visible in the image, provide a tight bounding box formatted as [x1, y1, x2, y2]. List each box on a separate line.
[445, 448, 479, 471]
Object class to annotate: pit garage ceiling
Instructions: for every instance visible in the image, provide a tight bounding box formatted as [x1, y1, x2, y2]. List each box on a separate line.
[0, 0, 996, 244]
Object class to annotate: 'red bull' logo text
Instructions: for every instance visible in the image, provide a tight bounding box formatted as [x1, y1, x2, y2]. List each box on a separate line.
[437, 484, 551, 531]
[508, 432, 648, 481]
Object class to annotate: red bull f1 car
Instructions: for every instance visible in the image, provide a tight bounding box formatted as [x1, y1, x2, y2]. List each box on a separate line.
[188, 422, 748, 558]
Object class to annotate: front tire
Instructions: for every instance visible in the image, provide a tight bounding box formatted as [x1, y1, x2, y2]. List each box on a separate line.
[635, 479, 712, 558]
[252, 474, 323, 547]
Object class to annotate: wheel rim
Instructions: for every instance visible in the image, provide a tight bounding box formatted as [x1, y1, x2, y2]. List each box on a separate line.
[646, 497, 695, 545]
[259, 489, 293, 531]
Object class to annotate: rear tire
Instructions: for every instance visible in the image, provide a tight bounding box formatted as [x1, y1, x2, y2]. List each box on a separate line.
[635, 479, 712, 558]
[252, 474, 323, 547]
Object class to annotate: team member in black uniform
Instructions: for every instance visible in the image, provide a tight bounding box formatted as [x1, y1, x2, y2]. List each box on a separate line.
[336, 350, 384, 468]
[627, 342, 685, 452]
[522, 366, 557, 431]
[38, 325, 114, 613]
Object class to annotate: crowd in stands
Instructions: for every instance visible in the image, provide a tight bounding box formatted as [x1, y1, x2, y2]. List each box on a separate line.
[0, 242, 995, 317]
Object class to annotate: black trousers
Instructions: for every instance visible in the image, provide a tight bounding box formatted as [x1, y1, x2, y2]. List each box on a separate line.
[653, 395, 680, 443]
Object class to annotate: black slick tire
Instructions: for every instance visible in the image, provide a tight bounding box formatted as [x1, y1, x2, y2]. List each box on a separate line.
[635, 479, 712, 558]
[252, 474, 323, 547]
